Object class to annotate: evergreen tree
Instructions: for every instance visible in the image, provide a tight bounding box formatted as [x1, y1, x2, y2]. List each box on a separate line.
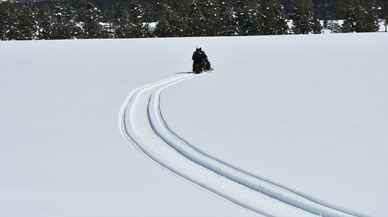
[201, 0, 224, 36]
[316, 0, 336, 23]
[186, 1, 204, 36]
[378, 0, 388, 31]
[310, 16, 322, 33]
[154, 16, 174, 37]
[49, 0, 83, 39]
[335, 0, 353, 19]
[110, 0, 148, 38]
[154, 3, 187, 37]
[385, 19, 388, 32]
[257, 0, 289, 35]
[342, 1, 379, 32]
[1, 2, 37, 40]
[292, 0, 322, 34]
[4, 3, 20, 40]
[110, 0, 131, 38]
[217, 1, 238, 36]
[234, 0, 259, 35]
[159, 0, 191, 16]
[16, 3, 36, 40]
[292, 8, 311, 34]
[385, 0, 388, 32]
[1, 0, 384, 40]
[35, 3, 53, 40]
[0, 2, 8, 40]
[77, 1, 106, 39]
[186, 0, 222, 36]
[127, 1, 149, 37]
[361, 1, 380, 32]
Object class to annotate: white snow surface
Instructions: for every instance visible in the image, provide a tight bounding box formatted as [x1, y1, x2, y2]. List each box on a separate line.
[0, 34, 387, 217]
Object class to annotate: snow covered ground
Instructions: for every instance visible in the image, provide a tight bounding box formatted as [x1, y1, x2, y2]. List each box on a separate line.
[0, 33, 387, 217]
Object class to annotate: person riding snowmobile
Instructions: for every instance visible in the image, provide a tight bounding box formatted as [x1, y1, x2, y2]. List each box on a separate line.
[192, 48, 211, 74]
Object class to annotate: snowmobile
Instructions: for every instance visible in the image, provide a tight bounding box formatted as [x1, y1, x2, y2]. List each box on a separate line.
[193, 58, 212, 74]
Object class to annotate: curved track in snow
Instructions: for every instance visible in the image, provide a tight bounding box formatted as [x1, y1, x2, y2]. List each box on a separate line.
[119, 74, 371, 217]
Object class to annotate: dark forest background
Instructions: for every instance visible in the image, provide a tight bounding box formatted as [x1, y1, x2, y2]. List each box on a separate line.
[1, 0, 387, 40]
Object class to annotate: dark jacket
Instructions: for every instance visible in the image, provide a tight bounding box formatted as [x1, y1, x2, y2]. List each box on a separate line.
[192, 50, 207, 63]
[192, 50, 202, 63]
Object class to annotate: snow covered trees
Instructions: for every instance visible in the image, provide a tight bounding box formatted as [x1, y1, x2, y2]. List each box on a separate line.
[14, 3, 36, 40]
[234, 0, 259, 35]
[233, 0, 289, 35]
[0, 0, 385, 40]
[78, 1, 107, 38]
[35, 4, 53, 40]
[186, 0, 223, 36]
[385, 5, 388, 32]
[342, 1, 379, 33]
[125, 1, 150, 38]
[381, 0, 388, 32]
[0, 2, 10, 40]
[257, 0, 289, 35]
[49, 1, 82, 39]
[292, 0, 322, 34]
[110, 0, 133, 38]
[154, 0, 288, 37]
[154, 3, 187, 37]
[216, 1, 238, 36]
[0, 1, 36, 40]
[110, 0, 149, 38]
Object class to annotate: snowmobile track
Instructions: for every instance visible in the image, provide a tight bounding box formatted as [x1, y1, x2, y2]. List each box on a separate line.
[119, 74, 372, 217]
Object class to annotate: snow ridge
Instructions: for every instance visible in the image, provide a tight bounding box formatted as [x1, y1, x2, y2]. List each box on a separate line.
[120, 74, 371, 217]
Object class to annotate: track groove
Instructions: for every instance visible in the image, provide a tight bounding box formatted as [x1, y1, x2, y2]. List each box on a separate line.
[119, 74, 370, 217]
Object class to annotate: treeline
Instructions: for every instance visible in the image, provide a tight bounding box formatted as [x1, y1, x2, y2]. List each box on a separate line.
[0, 0, 386, 40]
[341, 0, 386, 32]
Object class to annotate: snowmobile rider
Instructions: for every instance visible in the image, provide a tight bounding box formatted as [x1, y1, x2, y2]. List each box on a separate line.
[192, 48, 210, 73]
[192, 48, 204, 67]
